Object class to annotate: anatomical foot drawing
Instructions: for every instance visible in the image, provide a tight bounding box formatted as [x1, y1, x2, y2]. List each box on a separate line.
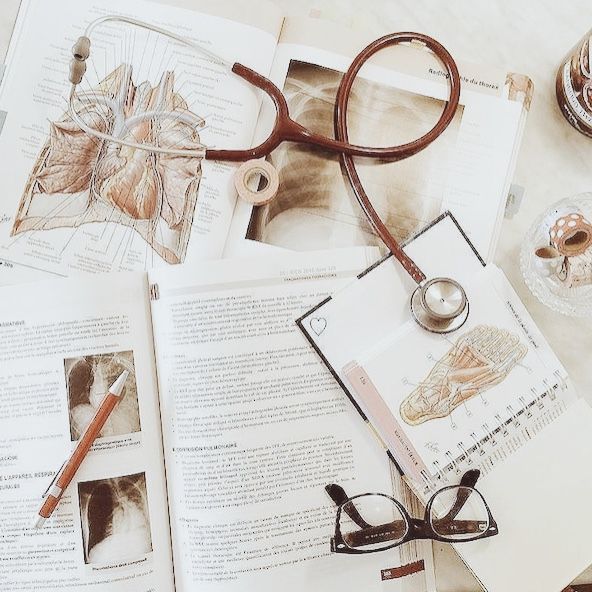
[400, 325, 528, 426]
[12, 64, 204, 264]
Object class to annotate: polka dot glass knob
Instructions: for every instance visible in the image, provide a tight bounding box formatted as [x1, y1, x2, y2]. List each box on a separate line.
[521, 192, 592, 316]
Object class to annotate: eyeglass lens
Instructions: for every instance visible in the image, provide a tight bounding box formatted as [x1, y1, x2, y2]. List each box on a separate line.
[338, 494, 408, 551]
[429, 486, 490, 541]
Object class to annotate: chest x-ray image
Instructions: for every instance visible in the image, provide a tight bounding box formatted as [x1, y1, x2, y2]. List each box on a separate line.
[78, 472, 152, 565]
[246, 60, 463, 251]
[65, 350, 140, 441]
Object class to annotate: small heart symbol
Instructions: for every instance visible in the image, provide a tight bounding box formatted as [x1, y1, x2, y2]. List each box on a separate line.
[310, 317, 327, 337]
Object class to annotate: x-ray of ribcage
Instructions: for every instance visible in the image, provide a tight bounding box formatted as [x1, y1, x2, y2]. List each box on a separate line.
[247, 60, 464, 251]
[65, 350, 140, 441]
[78, 472, 152, 565]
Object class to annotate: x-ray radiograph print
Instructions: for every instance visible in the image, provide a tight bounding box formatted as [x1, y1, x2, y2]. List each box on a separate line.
[65, 350, 140, 441]
[247, 60, 463, 251]
[78, 472, 153, 565]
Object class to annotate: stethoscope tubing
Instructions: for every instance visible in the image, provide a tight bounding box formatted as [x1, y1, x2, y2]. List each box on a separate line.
[67, 16, 468, 331]
[69, 17, 461, 166]
[334, 32, 461, 285]
[83, 16, 231, 68]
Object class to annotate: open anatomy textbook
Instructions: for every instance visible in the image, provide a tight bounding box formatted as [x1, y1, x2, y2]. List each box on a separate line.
[0, 247, 440, 592]
[297, 214, 592, 592]
[0, 0, 531, 281]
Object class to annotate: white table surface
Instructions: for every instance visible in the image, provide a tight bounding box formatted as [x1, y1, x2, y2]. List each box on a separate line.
[1, 1, 592, 590]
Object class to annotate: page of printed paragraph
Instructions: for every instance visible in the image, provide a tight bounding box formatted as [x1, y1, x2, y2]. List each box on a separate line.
[0, 0, 282, 279]
[0, 272, 174, 592]
[149, 248, 436, 592]
[225, 17, 527, 262]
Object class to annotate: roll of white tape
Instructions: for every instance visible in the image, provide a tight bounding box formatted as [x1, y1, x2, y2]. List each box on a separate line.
[234, 159, 279, 205]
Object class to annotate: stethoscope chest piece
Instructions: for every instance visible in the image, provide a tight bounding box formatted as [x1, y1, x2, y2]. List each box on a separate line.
[410, 277, 469, 333]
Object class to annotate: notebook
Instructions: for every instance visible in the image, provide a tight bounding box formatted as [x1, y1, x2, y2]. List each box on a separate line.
[297, 213, 592, 592]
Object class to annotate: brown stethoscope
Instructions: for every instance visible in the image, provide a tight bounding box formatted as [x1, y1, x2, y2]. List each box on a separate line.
[69, 18, 468, 333]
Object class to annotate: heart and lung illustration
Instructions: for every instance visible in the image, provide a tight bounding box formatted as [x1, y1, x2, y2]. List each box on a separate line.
[11, 64, 204, 264]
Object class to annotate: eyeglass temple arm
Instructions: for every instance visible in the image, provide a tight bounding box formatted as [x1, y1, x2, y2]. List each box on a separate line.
[205, 63, 410, 162]
[438, 469, 481, 524]
[325, 484, 372, 529]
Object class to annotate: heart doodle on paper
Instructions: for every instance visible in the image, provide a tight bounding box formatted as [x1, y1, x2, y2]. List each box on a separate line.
[310, 317, 327, 337]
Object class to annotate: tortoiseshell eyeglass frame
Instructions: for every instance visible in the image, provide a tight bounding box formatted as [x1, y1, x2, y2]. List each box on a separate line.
[327, 469, 498, 554]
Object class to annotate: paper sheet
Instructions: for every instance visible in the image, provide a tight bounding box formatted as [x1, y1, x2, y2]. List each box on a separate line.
[0, 0, 281, 278]
[149, 247, 436, 592]
[0, 272, 174, 591]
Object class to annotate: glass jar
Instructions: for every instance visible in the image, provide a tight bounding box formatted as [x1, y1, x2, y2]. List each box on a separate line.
[556, 29, 592, 137]
[521, 193, 592, 316]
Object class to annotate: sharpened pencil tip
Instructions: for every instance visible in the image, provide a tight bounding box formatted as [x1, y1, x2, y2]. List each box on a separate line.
[109, 370, 130, 398]
[33, 516, 46, 529]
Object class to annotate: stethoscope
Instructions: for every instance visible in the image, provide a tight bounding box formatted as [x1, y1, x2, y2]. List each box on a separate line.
[68, 16, 469, 334]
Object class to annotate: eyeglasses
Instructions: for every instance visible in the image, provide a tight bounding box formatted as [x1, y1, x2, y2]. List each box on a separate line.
[326, 469, 498, 554]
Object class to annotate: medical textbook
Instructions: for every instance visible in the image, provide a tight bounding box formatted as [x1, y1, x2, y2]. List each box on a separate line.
[0, 247, 442, 592]
[0, 0, 531, 284]
[298, 213, 592, 592]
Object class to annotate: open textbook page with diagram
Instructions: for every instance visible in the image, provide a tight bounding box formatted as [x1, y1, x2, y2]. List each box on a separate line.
[225, 17, 532, 262]
[336, 266, 592, 592]
[0, 247, 437, 592]
[0, 272, 175, 591]
[0, 1, 531, 282]
[297, 215, 592, 592]
[0, 0, 282, 278]
[342, 265, 568, 489]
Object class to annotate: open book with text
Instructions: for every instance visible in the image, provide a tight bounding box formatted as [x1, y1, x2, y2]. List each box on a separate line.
[0, 247, 443, 592]
[0, 0, 531, 283]
[297, 214, 592, 592]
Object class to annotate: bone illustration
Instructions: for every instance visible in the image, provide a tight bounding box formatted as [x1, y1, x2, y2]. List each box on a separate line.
[247, 60, 462, 251]
[505, 72, 534, 111]
[12, 64, 204, 264]
[79, 472, 152, 565]
[400, 326, 528, 426]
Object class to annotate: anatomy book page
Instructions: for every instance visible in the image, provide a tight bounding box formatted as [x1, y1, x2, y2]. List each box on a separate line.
[0, 0, 282, 279]
[149, 248, 436, 592]
[0, 272, 174, 592]
[225, 16, 530, 263]
[343, 266, 566, 492]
